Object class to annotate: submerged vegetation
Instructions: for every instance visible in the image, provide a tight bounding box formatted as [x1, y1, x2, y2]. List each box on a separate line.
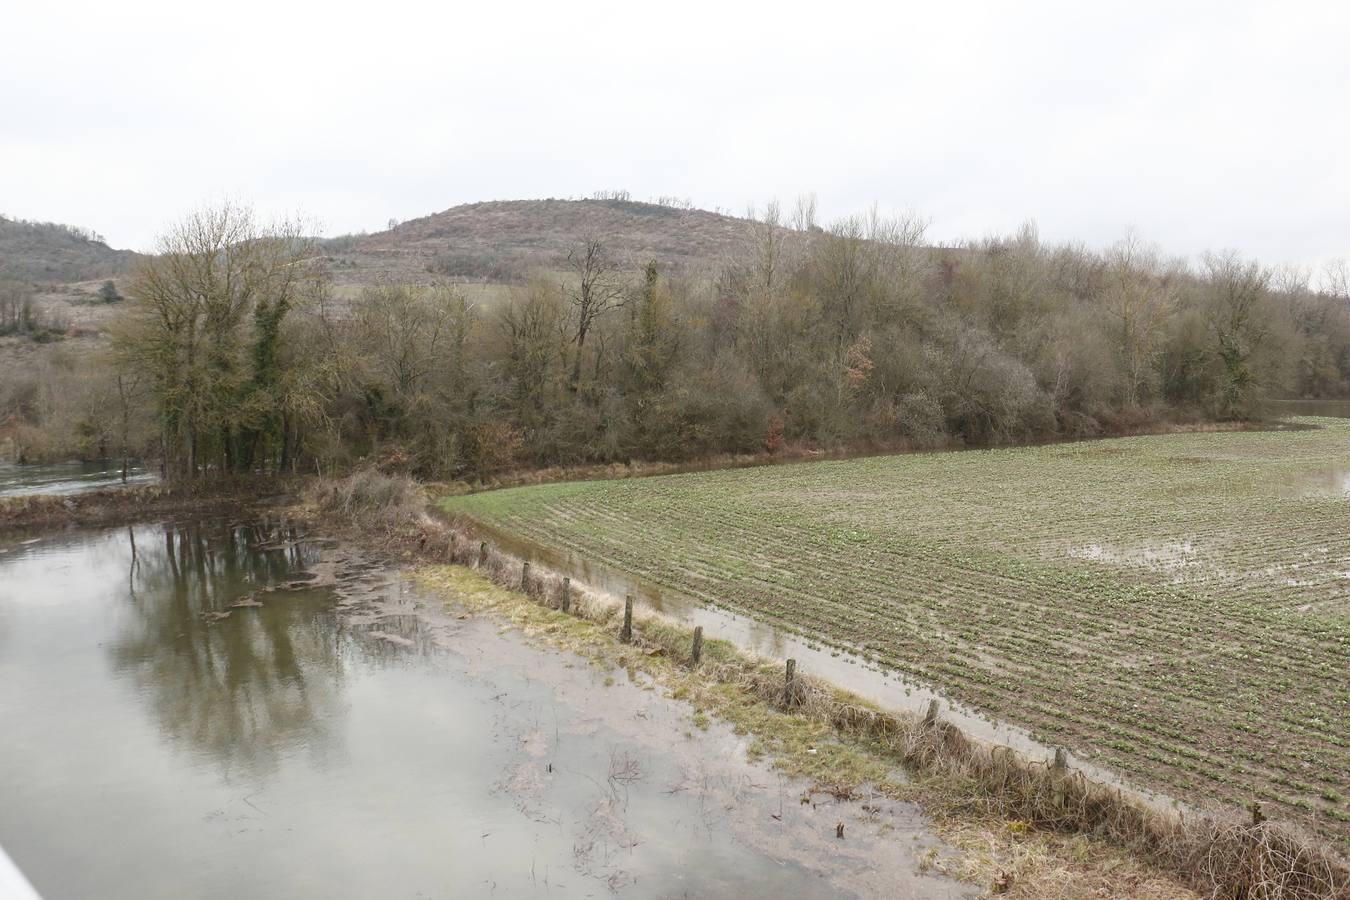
[444, 420, 1350, 846]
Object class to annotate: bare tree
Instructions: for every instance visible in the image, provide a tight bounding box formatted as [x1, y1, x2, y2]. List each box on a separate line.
[115, 370, 143, 482]
[356, 282, 469, 396]
[1103, 234, 1177, 406]
[116, 203, 319, 478]
[745, 200, 787, 293]
[1203, 251, 1271, 417]
[563, 236, 626, 388]
[1322, 258, 1350, 300]
[791, 193, 817, 232]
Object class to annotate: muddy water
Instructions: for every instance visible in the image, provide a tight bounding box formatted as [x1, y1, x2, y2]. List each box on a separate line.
[0, 459, 156, 497]
[473, 522, 1183, 812]
[0, 519, 968, 900]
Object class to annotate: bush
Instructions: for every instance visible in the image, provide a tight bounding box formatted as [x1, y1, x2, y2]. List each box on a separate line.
[311, 469, 427, 532]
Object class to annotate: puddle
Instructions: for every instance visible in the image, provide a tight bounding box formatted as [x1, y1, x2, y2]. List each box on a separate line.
[1288, 465, 1350, 498]
[1068, 540, 1200, 572]
[0, 519, 970, 899]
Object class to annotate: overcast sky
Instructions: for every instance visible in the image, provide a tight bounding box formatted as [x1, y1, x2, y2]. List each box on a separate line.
[3, 0, 1347, 272]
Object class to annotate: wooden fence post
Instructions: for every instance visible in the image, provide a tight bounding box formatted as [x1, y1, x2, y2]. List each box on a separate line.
[1053, 747, 1068, 774]
[561, 576, 571, 613]
[691, 626, 704, 665]
[478, 541, 488, 567]
[621, 595, 634, 642]
[923, 699, 939, 727]
[784, 658, 798, 706]
[521, 561, 531, 593]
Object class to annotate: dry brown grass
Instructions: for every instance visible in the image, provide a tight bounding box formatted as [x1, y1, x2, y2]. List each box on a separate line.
[307, 468, 429, 534]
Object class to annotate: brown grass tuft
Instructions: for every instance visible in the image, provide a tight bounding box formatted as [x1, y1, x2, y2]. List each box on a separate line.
[308, 469, 428, 533]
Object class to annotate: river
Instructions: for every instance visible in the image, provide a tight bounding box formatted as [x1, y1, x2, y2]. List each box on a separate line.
[0, 460, 156, 498]
[0, 515, 968, 899]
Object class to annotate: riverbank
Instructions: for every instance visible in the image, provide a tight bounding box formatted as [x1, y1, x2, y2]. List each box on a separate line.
[297, 472, 1348, 899]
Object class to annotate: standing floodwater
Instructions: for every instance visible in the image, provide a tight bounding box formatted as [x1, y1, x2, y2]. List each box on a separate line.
[0, 460, 156, 498]
[0, 520, 966, 899]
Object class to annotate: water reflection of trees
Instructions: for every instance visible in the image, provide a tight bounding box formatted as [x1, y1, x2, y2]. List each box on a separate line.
[109, 519, 345, 778]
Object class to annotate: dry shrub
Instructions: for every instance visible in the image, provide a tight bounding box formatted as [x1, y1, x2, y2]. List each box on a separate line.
[310, 469, 428, 534]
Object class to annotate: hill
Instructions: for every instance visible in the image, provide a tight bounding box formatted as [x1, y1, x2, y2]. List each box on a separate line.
[1, 199, 776, 292]
[0, 215, 141, 283]
[326, 198, 771, 284]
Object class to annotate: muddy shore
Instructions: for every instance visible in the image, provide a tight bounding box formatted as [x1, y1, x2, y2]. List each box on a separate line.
[308, 536, 976, 897]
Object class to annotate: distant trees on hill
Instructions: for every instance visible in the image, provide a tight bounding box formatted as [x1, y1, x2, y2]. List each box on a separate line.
[0, 214, 106, 245]
[0, 214, 135, 282]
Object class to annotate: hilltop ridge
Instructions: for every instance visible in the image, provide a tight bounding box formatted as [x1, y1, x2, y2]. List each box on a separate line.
[2, 198, 779, 289]
[328, 198, 770, 282]
[0, 215, 141, 283]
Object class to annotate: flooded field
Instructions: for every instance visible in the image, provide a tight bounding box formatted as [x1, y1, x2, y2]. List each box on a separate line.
[0, 459, 156, 498]
[444, 419, 1350, 843]
[466, 519, 1165, 810]
[0, 519, 966, 899]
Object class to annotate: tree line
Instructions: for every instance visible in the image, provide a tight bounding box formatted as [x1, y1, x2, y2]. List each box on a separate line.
[6, 201, 1348, 478]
